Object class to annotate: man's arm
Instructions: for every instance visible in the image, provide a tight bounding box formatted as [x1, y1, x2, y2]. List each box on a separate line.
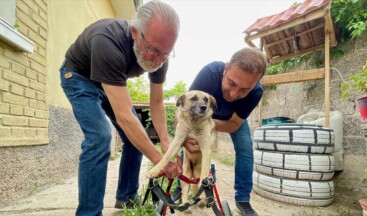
[214, 113, 244, 133]
[102, 83, 162, 164]
[149, 83, 171, 153]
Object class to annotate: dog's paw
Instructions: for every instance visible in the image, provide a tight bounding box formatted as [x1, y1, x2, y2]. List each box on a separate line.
[183, 208, 193, 214]
[146, 167, 160, 178]
[197, 199, 206, 208]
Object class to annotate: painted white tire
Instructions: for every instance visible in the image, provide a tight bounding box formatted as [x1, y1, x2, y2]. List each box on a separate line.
[254, 124, 335, 153]
[254, 149, 335, 180]
[253, 171, 334, 207]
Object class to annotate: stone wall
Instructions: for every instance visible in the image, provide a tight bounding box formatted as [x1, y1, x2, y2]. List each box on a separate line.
[0, 106, 82, 207]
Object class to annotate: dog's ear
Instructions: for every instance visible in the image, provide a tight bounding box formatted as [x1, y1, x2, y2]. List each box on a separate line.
[176, 94, 186, 107]
[209, 95, 217, 109]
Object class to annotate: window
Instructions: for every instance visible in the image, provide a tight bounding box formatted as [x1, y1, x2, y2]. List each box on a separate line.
[0, 0, 16, 26]
[0, 0, 34, 53]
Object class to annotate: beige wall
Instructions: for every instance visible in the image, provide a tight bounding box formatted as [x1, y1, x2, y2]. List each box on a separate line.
[0, 0, 49, 147]
[0, 0, 136, 146]
[47, 0, 117, 109]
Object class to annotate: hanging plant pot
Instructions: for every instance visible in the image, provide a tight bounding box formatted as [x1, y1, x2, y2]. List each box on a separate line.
[357, 97, 367, 120]
[359, 199, 367, 211]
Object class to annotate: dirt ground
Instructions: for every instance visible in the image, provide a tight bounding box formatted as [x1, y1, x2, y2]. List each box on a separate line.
[153, 157, 363, 216]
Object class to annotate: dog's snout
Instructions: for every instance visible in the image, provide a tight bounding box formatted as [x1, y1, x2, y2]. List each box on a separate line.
[200, 105, 207, 112]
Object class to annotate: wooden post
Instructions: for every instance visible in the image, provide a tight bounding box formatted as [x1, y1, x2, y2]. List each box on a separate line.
[258, 98, 263, 127]
[324, 31, 330, 127]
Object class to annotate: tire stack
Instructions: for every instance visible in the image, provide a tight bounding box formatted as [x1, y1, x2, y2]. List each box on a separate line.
[252, 123, 335, 207]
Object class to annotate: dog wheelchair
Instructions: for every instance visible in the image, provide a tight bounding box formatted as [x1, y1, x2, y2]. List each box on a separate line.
[143, 164, 232, 216]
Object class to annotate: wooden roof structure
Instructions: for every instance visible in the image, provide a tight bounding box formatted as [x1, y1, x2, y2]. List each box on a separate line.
[243, 0, 337, 127]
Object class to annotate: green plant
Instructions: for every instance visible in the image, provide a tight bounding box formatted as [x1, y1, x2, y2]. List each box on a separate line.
[213, 154, 234, 166]
[109, 152, 121, 161]
[340, 60, 367, 99]
[145, 105, 177, 136]
[119, 200, 157, 216]
[331, 0, 367, 41]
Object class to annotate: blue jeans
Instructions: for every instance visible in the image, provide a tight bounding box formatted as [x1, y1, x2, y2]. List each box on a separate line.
[59, 63, 142, 216]
[230, 120, 254, 202]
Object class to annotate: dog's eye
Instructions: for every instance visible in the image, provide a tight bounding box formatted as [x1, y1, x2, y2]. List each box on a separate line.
[203, 97, 208, 103]
[190, 95, 198, 101]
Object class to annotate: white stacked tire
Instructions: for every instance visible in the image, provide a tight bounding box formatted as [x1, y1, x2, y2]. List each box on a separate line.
[252, 124, 335, 207]
[253, 124, 334, 154]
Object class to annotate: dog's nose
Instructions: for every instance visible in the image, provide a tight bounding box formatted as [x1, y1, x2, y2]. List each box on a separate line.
[200, 105, 207, 112]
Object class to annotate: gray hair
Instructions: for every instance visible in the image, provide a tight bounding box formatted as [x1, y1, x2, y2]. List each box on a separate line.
[131, 0, 180, 35]
[227, 47, 267, 77]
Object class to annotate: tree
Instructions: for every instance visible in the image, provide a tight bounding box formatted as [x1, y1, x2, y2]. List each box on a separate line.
[127, 76, 187, 102]
[163, 81, 187, 101]
[128, 77, 187, 136]
[127, 76, 150, 102]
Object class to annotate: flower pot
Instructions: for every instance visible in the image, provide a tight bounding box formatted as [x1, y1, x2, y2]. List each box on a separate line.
[357, 97, 367, 120]
[360, 199, 367, 211]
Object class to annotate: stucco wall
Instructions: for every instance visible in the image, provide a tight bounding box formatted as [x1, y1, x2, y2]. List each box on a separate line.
[47, 0, 116, 109]
[0, 106, 82, 207]
[216, 31, 367, 208]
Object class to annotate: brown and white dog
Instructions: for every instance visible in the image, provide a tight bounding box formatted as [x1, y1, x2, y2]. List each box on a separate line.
[146, 90, 218, 205]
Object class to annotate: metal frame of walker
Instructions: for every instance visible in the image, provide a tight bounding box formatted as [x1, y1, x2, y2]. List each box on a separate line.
[142, 164, 232, 216]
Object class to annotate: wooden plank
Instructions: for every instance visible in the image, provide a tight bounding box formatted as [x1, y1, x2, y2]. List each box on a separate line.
[260, 68, 325, 86]
[244, 34, 257, 48]
[269, 44, 325, 64]
[258, 98, 263, 127]
[324, 31, 330, 127]
[264, 23, 325, 49]
[324, 12, 337, 47]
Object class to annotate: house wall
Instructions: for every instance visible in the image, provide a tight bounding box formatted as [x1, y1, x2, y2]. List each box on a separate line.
[216, 31, 367, 210]
[0, 0, 135, 207]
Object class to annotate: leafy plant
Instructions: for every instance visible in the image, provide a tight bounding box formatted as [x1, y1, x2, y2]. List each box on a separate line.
[340, 60, 367, 99]
[119, 201, 157, 216]
[331, 0, 367, 41]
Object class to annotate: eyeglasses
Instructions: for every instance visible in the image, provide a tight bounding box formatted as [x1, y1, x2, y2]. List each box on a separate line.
[140, 32, 175, 59]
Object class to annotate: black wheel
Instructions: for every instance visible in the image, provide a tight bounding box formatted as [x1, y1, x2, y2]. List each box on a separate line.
[221, 200, 232, 216]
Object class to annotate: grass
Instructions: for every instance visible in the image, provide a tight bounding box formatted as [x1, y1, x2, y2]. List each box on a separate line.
[119, 201, 158, 216]
[119, 175, 180, 216]
[110, 152, 121, 161]
[213, 154, 234, 166]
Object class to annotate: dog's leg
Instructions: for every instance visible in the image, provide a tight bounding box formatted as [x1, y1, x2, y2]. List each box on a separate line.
[198, 144, 212, 207]
[191, 162, 201, 198]
[199, 147, 212, 183]
[146, 124, 188, 178]
[181, 151, 191, 204]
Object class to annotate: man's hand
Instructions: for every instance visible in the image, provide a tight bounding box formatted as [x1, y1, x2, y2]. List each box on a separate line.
[160, 140, 170, 154]
[183, 138, 201, 154]
[159, 156, 183, 179]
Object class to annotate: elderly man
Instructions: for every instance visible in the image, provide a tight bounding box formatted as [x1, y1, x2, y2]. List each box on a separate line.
[59, 1, 181, 215]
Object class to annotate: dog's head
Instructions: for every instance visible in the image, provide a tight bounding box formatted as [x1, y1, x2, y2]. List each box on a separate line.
[176, 90, 217, 119]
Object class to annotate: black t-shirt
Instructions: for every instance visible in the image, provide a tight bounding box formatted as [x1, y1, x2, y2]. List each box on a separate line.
[189, 61, 263, 120]
[65, 18, 167, 87]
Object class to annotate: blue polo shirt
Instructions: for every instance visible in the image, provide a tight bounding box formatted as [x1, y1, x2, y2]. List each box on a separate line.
[189, 61, 263, 120]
